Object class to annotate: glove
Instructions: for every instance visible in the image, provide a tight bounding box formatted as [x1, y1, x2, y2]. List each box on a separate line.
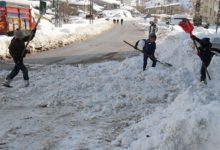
[149, 54, 156, 60]
[190, 35, 196, 40]
[31, 28, 37, 34]
[197, 51, 202, 57]
[23, 50, 28, 57]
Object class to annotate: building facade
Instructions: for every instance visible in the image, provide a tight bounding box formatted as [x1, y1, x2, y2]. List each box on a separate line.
[145, 3, 182, 15]
[192, 0, 220, 24]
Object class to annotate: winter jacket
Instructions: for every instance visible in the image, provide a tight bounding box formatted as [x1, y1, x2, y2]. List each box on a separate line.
[135, 39, 156, 55]
[9, 29, 36, 62]
[192, 36, 215, 62]
[149, 24, 158, 34]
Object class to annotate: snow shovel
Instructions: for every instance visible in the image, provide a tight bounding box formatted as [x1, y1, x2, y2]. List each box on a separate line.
[123, 40, 173, 67]
[179, 19, 211, 80]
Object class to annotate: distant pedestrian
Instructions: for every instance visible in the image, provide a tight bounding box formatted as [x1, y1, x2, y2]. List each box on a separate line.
[149, 21, 158, 36]
[121, 19, 123, 25]
[134, 33, 157, 71]
[113, 19, 116, 24]
[3, 28, 36, 87]
[117, 19, 119, 24]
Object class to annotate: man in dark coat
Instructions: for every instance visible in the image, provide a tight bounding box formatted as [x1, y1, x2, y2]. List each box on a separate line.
[3, 28, 36, 87]
[135, 33, 157, 71]
[191, 35, 216, 83]
[120, 19, 123, 25]
[149, 21, 158, 35]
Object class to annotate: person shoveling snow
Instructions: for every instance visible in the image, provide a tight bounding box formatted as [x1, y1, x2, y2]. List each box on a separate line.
[179, 19, 220, 84]
[2, 28, 37, 88]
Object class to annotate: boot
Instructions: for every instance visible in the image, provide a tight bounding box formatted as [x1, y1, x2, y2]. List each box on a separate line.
[200, 77, 207, 85]
[3, 79, 11, 87]
[24, 80, 29, 87]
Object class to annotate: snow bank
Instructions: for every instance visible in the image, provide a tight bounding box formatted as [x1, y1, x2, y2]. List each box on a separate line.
[0, 19, 112, 58]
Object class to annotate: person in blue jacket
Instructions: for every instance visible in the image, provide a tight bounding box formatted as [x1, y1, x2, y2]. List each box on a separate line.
[135, 33, 157, 71]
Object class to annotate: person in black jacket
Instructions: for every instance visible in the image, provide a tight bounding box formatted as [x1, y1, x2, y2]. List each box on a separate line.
[191, 34, 216, 83]
[121, 19, 123, 25]
[135, 33, 157, 71]
[3, 28, 36, 87]
[149, 21, 158, 35]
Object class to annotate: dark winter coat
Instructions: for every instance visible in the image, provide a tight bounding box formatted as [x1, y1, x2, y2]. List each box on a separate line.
[9, 29, 36, 62]
[149, 24, 158, 34]
[135, 39, 156, 55]
[193, 36, 216, 64]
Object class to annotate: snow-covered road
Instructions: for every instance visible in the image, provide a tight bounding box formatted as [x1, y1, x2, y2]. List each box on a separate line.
[1, 19, 220, 150]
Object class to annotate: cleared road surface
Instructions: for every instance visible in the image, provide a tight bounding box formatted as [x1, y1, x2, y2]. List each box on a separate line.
[1, 20, 147, 68]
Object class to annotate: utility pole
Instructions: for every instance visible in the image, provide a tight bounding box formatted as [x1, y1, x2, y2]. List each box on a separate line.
[216, 0, 220, 33]
[193, 0, 202, 26]
[55, 0, 61, 27]
[89, 0, 93, 24]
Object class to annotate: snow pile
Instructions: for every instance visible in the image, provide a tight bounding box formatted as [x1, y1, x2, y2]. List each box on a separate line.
[113, 86, 220, 150]
[0, 19, 112, 58]
[1, 19, 220, 149]
[102, 9, 133, 19]
[111, 25, 220, 150]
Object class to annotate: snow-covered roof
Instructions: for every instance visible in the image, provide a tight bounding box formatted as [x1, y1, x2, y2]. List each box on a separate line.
[145, 0, 192, 9]
[2, 0, 30, 7]
[68, 0, 90, 5]
[102, 9, 132, 19]
[145, 2, 181, 9]
[98, 0, 120, 5]
[120, 4, 135, 11]
[29, 0, 51, 8]
[93, 3, 104, 12]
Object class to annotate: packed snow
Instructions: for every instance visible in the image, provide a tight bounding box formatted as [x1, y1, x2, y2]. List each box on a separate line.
[1, 18, 220, 150]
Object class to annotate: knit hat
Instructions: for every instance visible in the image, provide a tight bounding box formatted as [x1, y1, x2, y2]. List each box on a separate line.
[14, 29, 25, 39]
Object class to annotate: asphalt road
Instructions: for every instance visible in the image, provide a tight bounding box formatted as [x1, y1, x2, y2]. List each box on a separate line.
[1, 20, 147, 68]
